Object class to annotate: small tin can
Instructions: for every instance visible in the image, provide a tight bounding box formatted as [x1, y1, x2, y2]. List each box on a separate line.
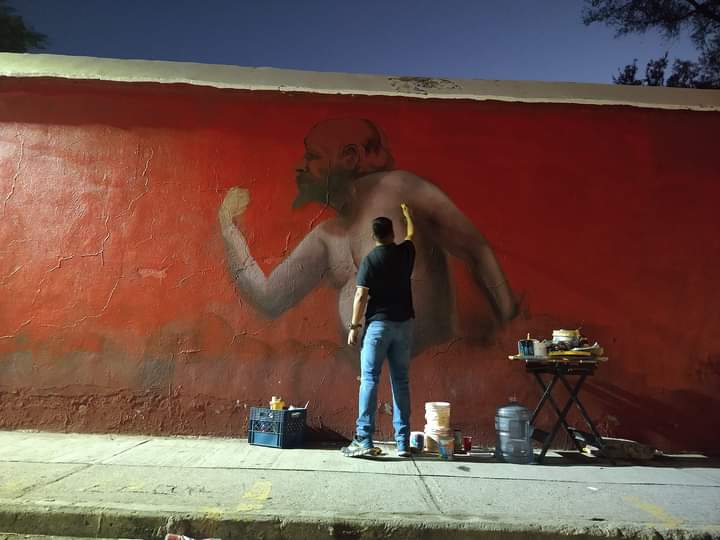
[410, 431, 424, 451]
[453, 429, 463, 452]
[518, 339, 534, 356]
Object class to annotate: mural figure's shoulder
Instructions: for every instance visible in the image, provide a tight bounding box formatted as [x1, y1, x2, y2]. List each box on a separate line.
[314, 216, 348, 239]
[376, 169, 432, 188]
[379, 170, 447, 202]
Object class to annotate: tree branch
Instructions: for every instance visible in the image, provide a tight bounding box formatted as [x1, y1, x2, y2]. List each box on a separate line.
[685, 0, 720, 23]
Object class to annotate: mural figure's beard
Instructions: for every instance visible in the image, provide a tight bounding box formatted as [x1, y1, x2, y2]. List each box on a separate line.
[293, 172, 329, 209]
[292, 170, 353, 212]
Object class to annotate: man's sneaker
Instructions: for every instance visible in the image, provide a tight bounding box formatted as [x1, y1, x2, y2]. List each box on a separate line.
[396, 448, 411, 458]
[341, 437, 382, 458]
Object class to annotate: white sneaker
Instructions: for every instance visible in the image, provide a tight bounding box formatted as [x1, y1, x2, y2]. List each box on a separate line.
[342, 438, 382, 458]
[396, 448, 411, 458]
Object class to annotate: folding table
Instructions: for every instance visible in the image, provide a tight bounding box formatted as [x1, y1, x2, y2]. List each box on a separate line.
[508, 354, 608, 463]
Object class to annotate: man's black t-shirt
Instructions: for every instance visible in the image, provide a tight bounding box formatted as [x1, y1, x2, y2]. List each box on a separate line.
[356, 240, 415, 323]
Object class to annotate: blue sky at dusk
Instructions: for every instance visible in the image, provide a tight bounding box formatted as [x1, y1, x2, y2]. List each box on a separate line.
[11, 0, 698, 84]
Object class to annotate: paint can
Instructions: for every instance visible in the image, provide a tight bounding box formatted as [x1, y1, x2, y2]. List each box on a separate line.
[518, 339, 534, 356]
[410, 431, 424, 451]
[532, 339, 548, 357]
[453, 429, 463, 452]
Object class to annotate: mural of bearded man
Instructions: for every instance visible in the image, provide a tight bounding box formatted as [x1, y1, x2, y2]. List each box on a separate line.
[219, 118, 516, 355]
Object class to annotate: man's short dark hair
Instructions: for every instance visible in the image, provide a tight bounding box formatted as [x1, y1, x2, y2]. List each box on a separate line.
[372, 217, 394, 241]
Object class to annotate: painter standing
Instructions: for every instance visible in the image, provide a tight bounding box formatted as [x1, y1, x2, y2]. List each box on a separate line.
[343, 204, 416, 458]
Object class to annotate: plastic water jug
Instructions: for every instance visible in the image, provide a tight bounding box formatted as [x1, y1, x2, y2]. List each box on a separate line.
[495, 398, 534, 464]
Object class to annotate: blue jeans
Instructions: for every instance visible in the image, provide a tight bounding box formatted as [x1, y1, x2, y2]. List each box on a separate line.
[356, 319, 413, 449]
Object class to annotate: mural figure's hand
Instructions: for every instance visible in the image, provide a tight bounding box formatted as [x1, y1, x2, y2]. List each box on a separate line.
[400, 203, 411, 219]
[219, 187, 250, 226]
[347, 328, 360, 347]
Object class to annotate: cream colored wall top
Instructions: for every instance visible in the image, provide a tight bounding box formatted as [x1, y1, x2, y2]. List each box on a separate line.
[1, 53, 719, 112]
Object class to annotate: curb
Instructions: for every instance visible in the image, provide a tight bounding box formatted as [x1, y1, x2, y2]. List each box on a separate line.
[0, 504, 717, 540]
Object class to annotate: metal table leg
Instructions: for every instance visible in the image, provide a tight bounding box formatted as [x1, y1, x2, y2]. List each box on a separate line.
[531, 372, 585, 453]
[530, 372, 558, 424]
[557, 373, 606, 452]
[536, 374, 588, 463]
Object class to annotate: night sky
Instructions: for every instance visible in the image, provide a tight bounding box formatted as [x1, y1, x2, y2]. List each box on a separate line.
[11, 0, 697, 84]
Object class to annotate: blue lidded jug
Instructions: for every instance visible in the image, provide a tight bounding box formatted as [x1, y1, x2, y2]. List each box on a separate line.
[495, 398, 534, 464]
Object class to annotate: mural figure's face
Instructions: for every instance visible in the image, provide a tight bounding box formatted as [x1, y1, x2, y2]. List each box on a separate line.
[293, 126, 360, 211]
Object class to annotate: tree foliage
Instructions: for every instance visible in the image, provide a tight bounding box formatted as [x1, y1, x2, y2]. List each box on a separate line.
[583, 0, 720, 88]
[0, 0, 46, 53]
[613, 59, 643, 83]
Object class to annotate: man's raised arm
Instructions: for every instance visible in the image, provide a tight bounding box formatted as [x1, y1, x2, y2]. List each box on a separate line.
[413, 182, 517, 323]
[401, 203, 414, 241]
[219, 187, 329, 318]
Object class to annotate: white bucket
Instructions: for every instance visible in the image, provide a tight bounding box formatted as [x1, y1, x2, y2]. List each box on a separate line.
[424, 401, 452, 453]
[424, 434, 439, 453]
[425, 402, 451, 428]
[424, 425, 453, 453]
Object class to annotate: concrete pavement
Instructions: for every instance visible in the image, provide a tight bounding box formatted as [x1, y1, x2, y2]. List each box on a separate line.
[0, 431, 717, 539]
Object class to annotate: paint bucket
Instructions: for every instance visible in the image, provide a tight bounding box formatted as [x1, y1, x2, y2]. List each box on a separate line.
[425, 402, 451, 427]
[552, 329, 581, 348]
[424, 427, 453, 453]
[424, 401, 452, 454]
[410, 431, 424, 451]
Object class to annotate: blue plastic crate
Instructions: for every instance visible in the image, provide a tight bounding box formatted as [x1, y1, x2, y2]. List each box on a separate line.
[248, 407, 306, 449]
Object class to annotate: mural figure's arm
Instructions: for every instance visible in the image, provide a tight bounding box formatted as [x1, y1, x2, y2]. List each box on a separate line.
[414, 182, 517, 322]
[219, 187, 329, 318]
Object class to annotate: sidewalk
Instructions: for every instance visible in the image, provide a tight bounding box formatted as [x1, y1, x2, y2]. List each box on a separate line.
[0, 431, 717, 540]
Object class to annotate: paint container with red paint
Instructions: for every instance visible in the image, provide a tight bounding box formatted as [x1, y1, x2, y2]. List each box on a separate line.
[462, 435, 473, 453]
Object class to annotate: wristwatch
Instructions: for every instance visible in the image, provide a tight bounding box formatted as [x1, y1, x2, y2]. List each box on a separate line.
[348, 323, 362, 330]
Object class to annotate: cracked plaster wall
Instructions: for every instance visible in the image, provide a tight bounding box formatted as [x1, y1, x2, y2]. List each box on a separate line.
[0, 76, 719, 452]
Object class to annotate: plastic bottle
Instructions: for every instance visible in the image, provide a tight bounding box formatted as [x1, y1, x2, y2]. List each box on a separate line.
[269, 396, 285, 410]
[495, 397, 534, 464]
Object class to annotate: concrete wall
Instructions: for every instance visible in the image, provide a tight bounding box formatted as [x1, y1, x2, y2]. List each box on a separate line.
[1, 54, 719, 452]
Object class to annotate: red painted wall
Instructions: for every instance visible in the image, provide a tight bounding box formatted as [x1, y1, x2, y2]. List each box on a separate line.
[1, 77, 718, 453]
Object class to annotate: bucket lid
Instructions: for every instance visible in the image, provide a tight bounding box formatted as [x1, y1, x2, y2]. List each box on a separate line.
[425, 402, 450, 409]
[497, 402, 529, 416]
[424, 428, 453, 436]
